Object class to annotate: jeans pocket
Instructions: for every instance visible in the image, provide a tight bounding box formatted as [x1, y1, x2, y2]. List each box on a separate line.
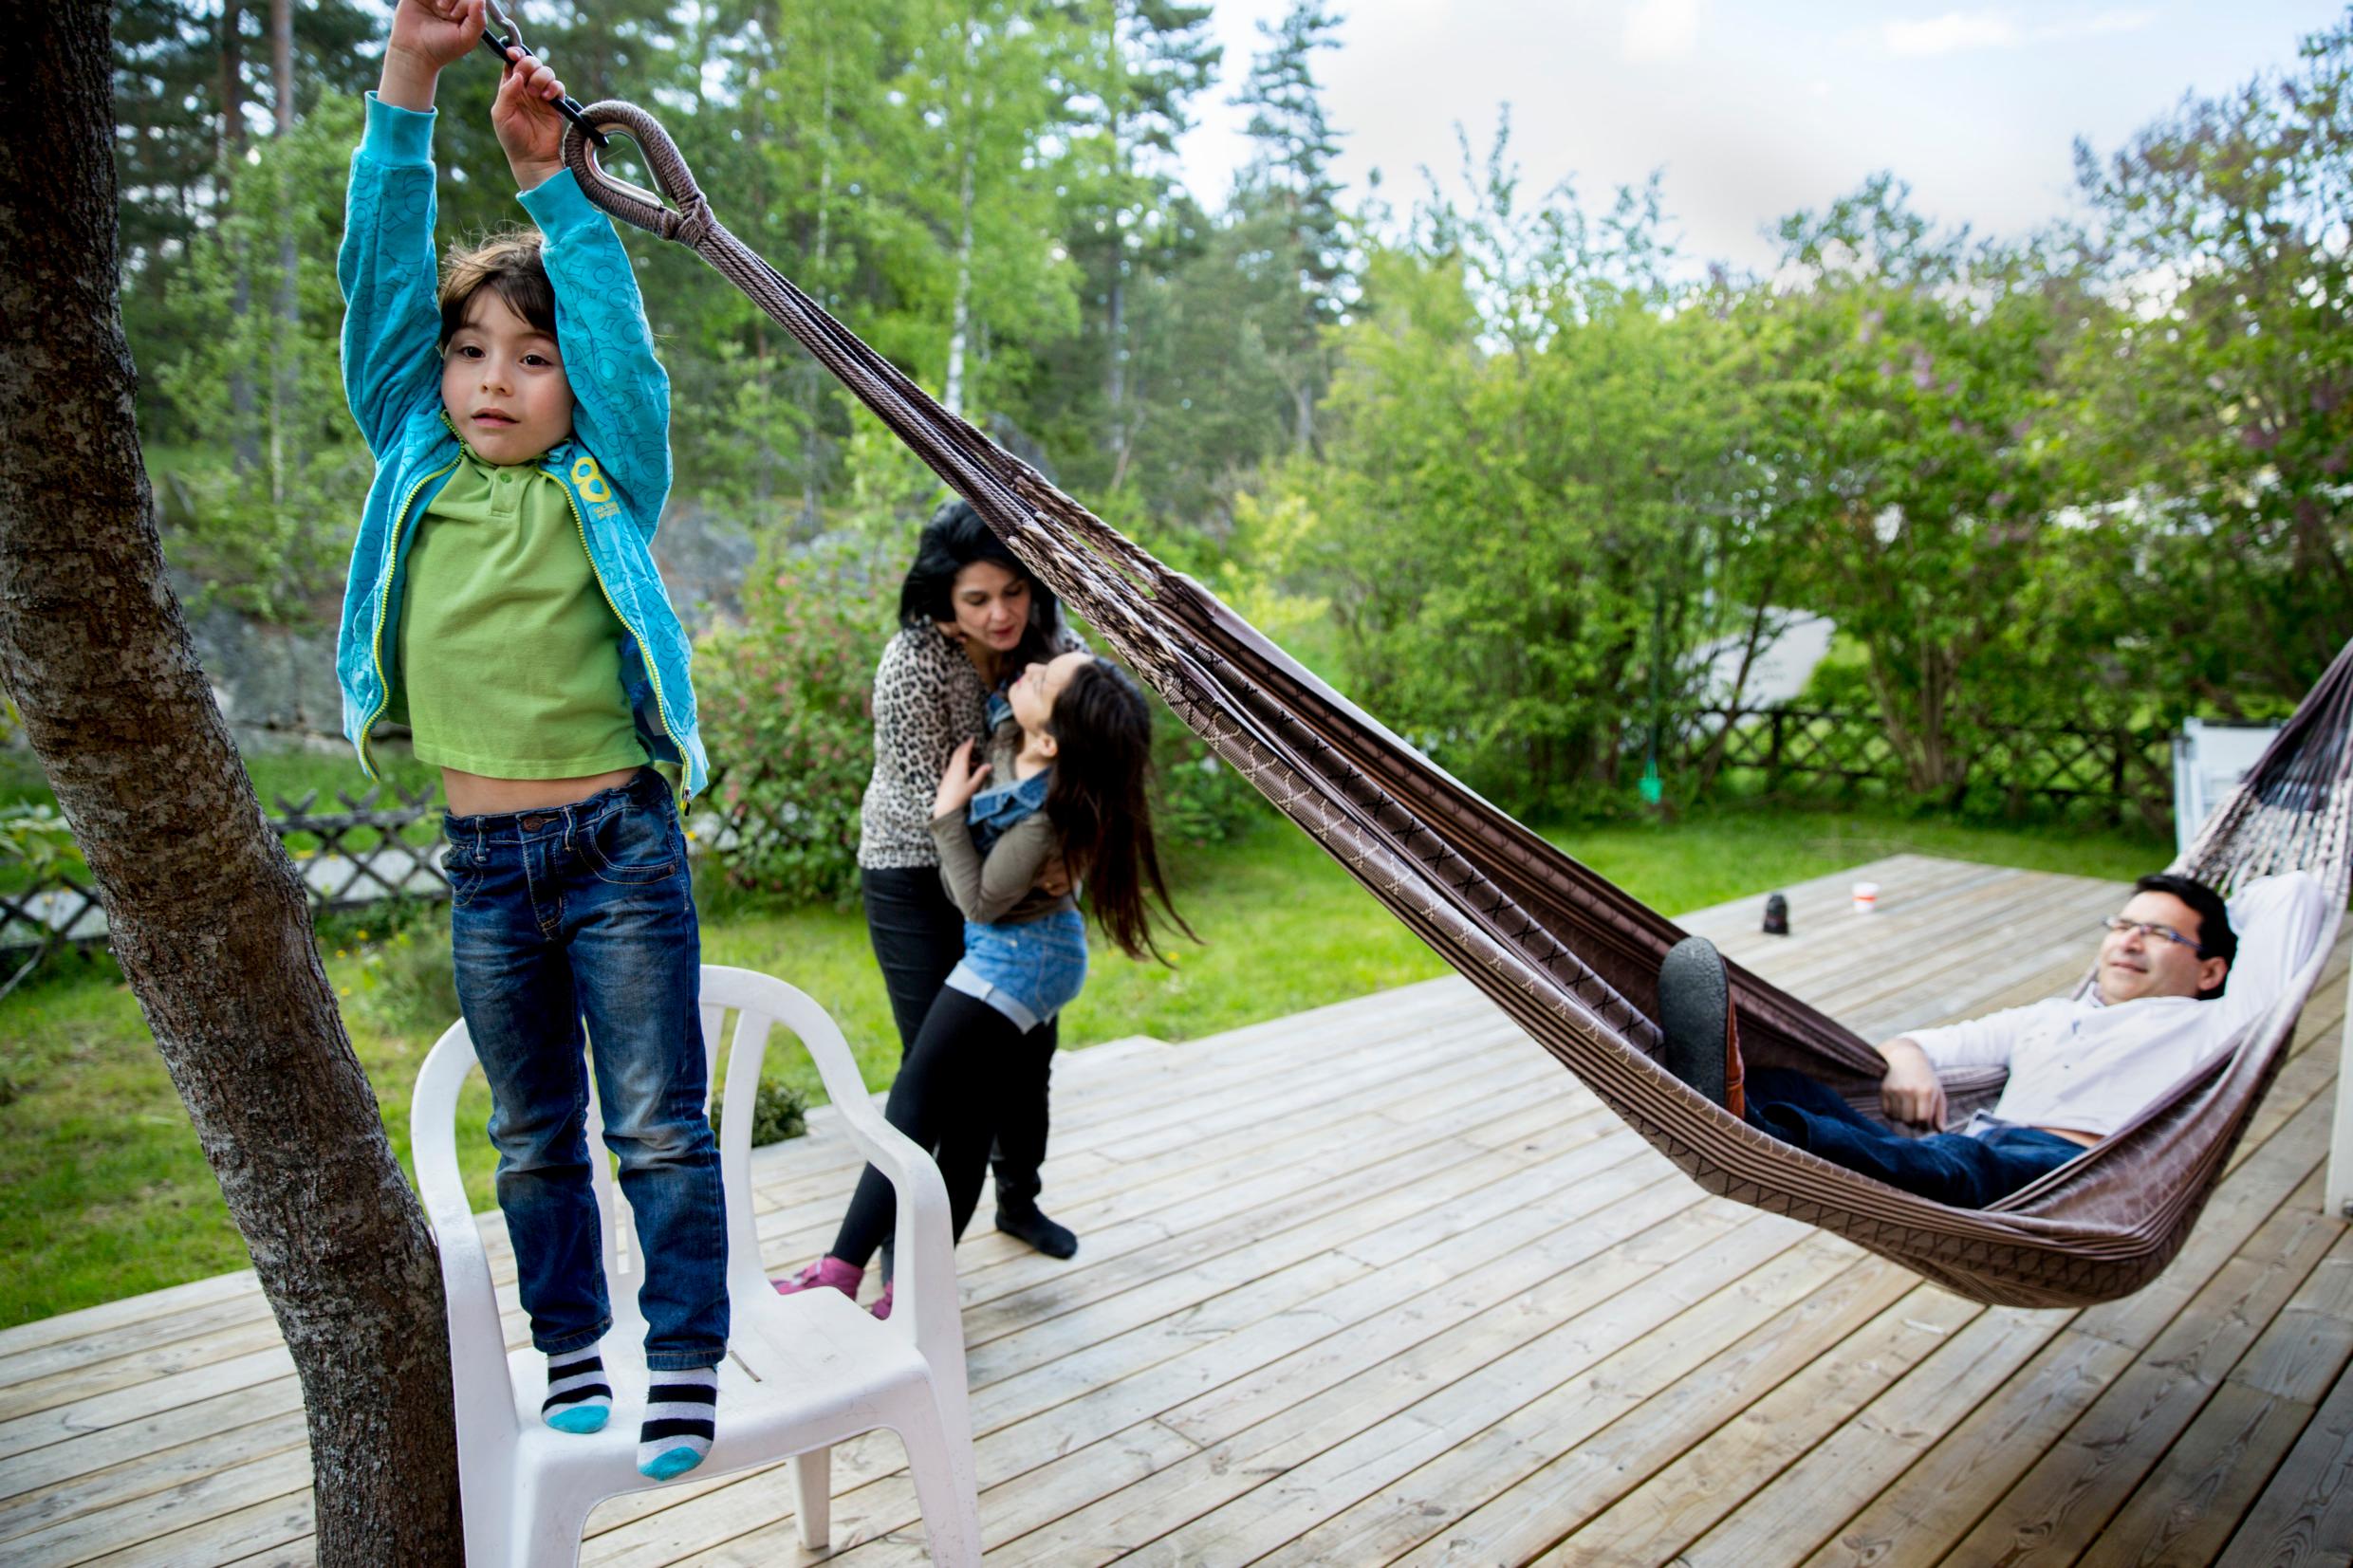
[442, 838, 487, 909]
[583, 798, 680, 887]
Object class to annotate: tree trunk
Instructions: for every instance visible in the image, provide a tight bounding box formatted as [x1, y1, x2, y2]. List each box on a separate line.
[0, 10, 465, 1562]
[1103, 111, 1130, 475]
[1695, 592, 1780, 790]
[220, 0, 260, 470]
[942, 18, 978, 419]
[219, 0, 247, 159]
[269, 0, 298, 490]
[1105, 267, 1127, 464]
[801, 42, 836, 531]
[943, 143, 976, 419]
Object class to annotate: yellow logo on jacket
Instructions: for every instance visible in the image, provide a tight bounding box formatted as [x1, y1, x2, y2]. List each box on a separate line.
[571, 455, 613, 503]
[571, 455, 622, 521]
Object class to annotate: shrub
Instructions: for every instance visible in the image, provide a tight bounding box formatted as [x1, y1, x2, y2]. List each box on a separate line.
[712, 1076, 808, 1145]
[696, 541, 893, 906]
[341, 901, 460, 1039]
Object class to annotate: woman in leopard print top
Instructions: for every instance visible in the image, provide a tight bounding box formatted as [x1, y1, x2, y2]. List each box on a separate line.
[857, 499, 1086, 1261]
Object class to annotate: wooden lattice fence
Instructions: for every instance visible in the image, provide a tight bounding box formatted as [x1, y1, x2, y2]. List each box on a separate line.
[0, 766, 851, 994]
[0, 782, 449, 998]
[1685, 708, 2176, 823]
[0, 712, 2180, 998]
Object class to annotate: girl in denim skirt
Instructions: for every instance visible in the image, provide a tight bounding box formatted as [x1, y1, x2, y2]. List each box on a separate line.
[779, 651, 1194, 1318]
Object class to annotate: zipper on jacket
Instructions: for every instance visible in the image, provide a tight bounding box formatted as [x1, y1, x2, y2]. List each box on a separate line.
[558, 476, 687, 800]
[357, 454, 461, 778]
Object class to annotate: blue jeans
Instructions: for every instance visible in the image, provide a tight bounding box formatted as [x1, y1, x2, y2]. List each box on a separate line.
[1745, 1068, 2084, 1208]
[445, 768, 728, 1370]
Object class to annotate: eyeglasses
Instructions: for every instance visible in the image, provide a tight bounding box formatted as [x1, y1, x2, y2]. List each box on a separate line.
[2101, 915, 2202, 951]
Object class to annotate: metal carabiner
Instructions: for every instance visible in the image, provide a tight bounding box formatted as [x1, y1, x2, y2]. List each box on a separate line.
[477, 0, 610, 148]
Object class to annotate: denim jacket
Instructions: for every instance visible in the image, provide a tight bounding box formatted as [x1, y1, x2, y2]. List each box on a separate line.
[967, 766, 1048, 854]
[333, 95, 708, 796]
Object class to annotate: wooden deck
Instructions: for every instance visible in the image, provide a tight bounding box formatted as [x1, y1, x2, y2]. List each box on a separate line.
[4, 854, 2351, 1565]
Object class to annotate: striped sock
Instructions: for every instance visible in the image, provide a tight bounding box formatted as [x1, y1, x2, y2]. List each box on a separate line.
[542, 1345, 611, 1434]
[638, 1364, 718, 1480]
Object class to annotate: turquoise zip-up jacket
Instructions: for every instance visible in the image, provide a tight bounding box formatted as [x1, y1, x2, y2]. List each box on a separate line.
[333, 93, 708, 797]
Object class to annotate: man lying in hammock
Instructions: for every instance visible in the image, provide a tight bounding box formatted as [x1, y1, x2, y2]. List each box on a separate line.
[1659, 870, 2331, 1208]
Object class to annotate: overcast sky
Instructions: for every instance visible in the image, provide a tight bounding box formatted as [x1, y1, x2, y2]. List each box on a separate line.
[1173, 1, 2350, 274]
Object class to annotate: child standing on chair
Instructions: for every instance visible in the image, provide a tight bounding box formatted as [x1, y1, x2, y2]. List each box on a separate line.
[337, 0, 723, 1481]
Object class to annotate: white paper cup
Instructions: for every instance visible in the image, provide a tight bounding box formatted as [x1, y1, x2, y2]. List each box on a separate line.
[1852, 881, 1881, 914]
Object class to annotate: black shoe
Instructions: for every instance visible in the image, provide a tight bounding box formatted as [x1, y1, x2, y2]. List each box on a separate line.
[995, 1202, 1078, 1260]
[1658, 935, 1745, 1116]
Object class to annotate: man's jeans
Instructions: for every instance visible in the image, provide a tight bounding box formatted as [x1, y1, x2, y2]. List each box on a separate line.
[1745, 1067, 2084, 1209]
[445, 768, 729, 1371]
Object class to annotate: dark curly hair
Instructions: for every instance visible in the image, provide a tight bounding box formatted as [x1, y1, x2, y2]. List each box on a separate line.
[896, 499, 1065, 673]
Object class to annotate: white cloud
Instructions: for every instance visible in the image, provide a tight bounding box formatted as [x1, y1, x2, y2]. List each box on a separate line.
[1883, 7, 2156, 59]
[2034, 9, 2157, 44]
[1623, 0, 1700, 62]
[1885, 10, 2020, 58]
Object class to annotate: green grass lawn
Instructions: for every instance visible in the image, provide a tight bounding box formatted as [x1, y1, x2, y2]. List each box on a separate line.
[0, 798, 2169, 1327]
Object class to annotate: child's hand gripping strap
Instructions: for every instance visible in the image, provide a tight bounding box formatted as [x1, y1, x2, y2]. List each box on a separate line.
[476, 0, 609, 148]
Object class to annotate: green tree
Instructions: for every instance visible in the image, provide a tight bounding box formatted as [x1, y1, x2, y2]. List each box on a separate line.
[2069, 9, 2353, 717]
[900, 0, 1086, 422]
[156, 92, 371, 620]
[1229, 0, 1346, 453]
[115, 0, 376, 447]
[1050, 0, 1219, 490]
[1757, 179, 2072, 795]
[1262, 147, 1756, 813]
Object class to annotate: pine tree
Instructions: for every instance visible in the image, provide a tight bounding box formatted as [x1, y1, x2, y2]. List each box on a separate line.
[1083, 0, 1218, 481]
[1231, 0, 1346, 452]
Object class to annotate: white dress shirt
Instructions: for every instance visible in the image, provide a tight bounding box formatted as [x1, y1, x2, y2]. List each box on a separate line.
[1907, 872, 2333, 1138]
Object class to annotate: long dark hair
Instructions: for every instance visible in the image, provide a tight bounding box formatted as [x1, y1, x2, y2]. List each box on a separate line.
[1047, 658, 1196, 965]
[897, 498, 1064, 672]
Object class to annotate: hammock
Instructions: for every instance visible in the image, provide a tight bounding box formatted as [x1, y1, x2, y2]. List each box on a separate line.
[562, 108, 2353, 1308]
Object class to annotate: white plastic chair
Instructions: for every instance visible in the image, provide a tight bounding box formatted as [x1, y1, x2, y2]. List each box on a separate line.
[2175, 717, 2284, 857]
[411, 964, 982, 1567]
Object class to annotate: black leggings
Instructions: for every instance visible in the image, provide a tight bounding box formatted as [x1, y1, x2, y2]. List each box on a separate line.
[831, 987, 1057, 1266]
[861, 865, 1057, 1206]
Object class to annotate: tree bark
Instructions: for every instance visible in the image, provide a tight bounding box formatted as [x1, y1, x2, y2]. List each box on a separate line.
[218, 0, 247, 158]
[0, 9, 464, 1561]
[269, 0, 298, 490]
[801, 41, 836, 531]
[942, 17, 978, 419]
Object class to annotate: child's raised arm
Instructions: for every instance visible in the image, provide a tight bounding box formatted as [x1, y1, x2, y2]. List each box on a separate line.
[500, 59, 676, 533]
[378, 0, 485, 111]
[337, 0, 485, 455]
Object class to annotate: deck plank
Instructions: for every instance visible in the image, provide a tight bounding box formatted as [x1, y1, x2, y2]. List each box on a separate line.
[2079, 1227, 2353, 1566]
[2220, 1347, 2353, 1567]
[1947, 1134, 2345, 1565]
[1793, 1118, 2340, 1568]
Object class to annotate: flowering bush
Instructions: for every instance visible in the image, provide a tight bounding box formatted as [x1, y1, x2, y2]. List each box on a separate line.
[695, 542, 891, 906]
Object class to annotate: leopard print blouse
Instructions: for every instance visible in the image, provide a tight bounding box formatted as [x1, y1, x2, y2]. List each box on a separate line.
[857, 620, 1086, 870]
